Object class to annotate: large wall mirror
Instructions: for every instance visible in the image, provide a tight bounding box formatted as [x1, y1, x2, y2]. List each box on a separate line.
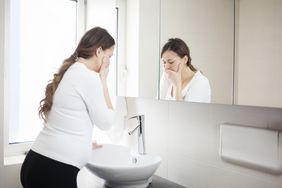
[159, 0, 234, 104]
[116, 0, 282, 108]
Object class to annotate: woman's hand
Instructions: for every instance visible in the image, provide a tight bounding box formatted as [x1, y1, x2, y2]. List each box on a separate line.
[99, 57, 110, 82]
[98, 57, 113, 109]
[92, 140, 103, 150]
[165, 63, 184, 100]
[165, 63, 182, 88]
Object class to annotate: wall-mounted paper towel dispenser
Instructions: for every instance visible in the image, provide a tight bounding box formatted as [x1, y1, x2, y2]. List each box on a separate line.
[219, 123, 282, 174]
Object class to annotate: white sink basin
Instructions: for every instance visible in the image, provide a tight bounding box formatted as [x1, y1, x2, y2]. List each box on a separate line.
[86, 144, 162, 188]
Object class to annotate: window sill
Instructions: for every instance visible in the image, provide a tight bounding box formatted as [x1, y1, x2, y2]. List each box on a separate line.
[4, 154, 25, 166]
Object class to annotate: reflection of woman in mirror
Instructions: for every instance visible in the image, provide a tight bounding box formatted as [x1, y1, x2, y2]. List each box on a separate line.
[159, 38, 211, 102]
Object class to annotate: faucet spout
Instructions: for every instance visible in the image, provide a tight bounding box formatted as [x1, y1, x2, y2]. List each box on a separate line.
[128, 115, 146, 155]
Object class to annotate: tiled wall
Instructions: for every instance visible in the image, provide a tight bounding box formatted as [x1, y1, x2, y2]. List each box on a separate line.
[1, 96, 282, 188]
[125, 97, 282, 188]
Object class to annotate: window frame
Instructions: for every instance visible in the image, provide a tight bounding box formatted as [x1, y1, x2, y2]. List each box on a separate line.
[3, 0, 87, 158]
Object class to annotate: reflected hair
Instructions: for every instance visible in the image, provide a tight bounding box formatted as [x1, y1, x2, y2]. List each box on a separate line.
[161, 38, 197, 72]
[38, 27, 115, 122]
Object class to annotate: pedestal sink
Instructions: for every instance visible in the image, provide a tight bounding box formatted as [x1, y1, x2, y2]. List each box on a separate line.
[86, 144, 162, 188]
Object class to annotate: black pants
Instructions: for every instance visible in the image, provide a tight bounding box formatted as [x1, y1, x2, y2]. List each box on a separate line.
[20, 150, 80, 188]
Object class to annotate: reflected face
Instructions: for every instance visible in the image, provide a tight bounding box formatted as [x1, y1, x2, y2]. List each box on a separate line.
[161, 50, 183, 72]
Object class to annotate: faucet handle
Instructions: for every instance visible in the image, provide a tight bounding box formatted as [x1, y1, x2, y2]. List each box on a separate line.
[128, 115, 144, 121]
[127, 115, 146, 155]
[128, 115, 139, 120]
[128, 115, 145, 135]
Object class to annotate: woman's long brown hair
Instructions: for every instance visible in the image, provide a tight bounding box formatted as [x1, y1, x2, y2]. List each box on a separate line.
[38, 27, 115, 122]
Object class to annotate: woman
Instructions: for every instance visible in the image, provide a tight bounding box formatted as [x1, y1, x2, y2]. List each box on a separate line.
[20, 27, 115, 188]
[159, 38, 211, 103]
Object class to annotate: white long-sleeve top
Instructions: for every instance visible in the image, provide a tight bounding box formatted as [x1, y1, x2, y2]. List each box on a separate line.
[32, 62, 114, 169]
[159, 71, 211, 103]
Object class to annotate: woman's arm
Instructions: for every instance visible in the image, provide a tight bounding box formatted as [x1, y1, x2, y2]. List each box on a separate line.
[76, 65, 115, 130]
[173, 85, 184, 101]
[166, 64, 184, 101]
[101, 79, 113, 110]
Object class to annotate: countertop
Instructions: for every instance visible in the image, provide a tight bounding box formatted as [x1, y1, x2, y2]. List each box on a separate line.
[84, 174, 186, 188]
[147, 175, 186, 188]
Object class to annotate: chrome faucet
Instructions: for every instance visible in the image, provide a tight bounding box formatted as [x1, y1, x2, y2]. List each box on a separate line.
[128, 115, 146, 155]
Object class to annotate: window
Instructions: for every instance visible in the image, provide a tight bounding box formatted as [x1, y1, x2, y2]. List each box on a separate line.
[5, 0, 78, 153]
[4, 0, 118, 156]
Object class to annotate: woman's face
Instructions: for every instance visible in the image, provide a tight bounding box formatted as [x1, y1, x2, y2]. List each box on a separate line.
[97, 46, 115, 68]
[161, 50, 186, 72]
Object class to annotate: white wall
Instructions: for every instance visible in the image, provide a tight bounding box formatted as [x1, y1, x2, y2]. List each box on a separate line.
[126, 97, 282, 188]
[2, 165, 22, 188]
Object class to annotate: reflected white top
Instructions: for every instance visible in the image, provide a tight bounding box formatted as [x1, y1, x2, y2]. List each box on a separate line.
[159, 71, 211, 103]
[32, 62, 114, 168]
